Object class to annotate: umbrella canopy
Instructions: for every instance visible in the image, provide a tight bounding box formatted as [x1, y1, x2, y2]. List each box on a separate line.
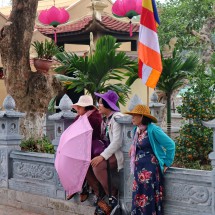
[55, 114, 93, 195]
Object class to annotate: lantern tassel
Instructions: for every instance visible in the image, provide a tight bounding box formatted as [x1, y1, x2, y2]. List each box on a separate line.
[54, 28, 57, 43]
[129, 20, 133, 37]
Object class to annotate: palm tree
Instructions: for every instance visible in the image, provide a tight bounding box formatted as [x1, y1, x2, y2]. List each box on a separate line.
[156, 50, 198, 136]
[54, 35, 137, 105]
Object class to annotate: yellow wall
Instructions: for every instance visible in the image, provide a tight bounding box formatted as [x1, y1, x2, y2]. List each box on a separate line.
[114, 77, 153, 113]
[0, 80, 7, 106]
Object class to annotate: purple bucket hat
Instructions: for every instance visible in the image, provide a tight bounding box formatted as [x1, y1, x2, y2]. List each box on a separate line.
[94, 90, 120, 112]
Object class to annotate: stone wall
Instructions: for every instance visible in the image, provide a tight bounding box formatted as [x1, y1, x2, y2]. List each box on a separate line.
[164, 168, 212, 215]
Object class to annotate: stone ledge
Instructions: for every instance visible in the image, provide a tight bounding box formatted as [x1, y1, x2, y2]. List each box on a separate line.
[0, 188, 95, 215]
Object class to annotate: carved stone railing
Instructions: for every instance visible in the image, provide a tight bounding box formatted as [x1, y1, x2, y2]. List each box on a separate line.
[203, 119, 215, 215]
[0, 95, 25, 188]
[164, 168, 212, 215]
[9, 150, 58, 198]
[0, 94, 214, 215]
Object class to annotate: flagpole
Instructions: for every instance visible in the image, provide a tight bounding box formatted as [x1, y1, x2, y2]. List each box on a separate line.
[147, 87, 149, 106]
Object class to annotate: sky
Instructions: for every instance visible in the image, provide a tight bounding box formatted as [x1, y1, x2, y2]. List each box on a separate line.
[1, 0, 166, 7]
[0, 0, 10, 7]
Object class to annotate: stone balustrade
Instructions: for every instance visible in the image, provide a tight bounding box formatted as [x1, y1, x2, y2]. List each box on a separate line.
[0, 94, 214, 215]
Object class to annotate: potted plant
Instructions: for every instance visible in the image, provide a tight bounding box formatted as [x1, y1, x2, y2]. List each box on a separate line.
[32, 39, 60, 73]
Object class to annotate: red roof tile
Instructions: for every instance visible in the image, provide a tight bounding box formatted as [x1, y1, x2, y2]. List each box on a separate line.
[36, 15, 139, 35]
[36, 16, 93, 34]
[101, 16, 139, 33]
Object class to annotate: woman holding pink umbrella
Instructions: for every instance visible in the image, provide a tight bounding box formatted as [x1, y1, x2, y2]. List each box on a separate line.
[66, 95, 102, 202]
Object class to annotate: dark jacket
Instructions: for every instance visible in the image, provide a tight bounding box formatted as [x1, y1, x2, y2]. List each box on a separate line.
[74, 110, 102, 140]
[88, 110, 102, 140]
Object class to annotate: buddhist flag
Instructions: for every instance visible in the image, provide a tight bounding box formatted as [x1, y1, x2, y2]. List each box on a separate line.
[138, 0, 162, 89]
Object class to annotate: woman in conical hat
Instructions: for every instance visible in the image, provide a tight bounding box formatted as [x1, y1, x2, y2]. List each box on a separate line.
[125, 104, 175, 215]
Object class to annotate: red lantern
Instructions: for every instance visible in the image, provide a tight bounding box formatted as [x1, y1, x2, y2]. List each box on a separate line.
[112, 0, 142, 37]
[38, 2, 70, 43]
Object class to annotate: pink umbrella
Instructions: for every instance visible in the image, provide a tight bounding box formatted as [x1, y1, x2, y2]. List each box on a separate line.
[38, 3, 70, 43]
[112, 0, 142, 37]
[55, 114, 93, 195]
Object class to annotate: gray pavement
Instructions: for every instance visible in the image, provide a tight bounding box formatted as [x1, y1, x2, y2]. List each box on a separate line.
[0, 205, 43, 215]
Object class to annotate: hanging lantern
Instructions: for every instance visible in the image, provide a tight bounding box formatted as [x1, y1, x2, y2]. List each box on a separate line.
[112, 0, 142, 37]
[38, 6, 70, 43]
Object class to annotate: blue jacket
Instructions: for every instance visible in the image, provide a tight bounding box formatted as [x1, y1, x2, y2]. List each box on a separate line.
[134, 123, 175, 173]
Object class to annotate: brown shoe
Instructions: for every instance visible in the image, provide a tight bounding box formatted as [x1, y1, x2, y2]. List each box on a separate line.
[66, 193, 76, 200]
[79, 183, 89, 202]
[80, 192, 89, 202]
[97, 199, 112, 215]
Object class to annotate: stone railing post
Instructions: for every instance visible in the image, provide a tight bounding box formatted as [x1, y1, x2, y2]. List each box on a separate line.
[48, 94, 77, 151]
[48, 94, 76, 199]
[202, 119, 215, 215]
[115, 116, 133, 215]
[149, 92, 165, 127]
[0, 95, 25, 188]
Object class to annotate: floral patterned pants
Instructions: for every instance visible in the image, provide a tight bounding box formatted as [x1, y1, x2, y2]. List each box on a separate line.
[131, 152, 163, 215]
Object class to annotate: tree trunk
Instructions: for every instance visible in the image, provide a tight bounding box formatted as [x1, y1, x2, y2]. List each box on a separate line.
[0, 0, 62, 139]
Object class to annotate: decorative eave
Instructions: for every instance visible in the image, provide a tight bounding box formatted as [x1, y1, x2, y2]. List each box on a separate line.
[36, 14, 139, 43]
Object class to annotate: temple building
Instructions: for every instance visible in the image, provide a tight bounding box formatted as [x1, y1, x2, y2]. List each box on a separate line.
[0, 0, 153, 109]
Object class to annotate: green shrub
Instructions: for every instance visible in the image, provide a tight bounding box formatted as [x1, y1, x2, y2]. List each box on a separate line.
[20, 137, 37, 152]
[175, 65, 215, 167]
[20, 136, 55, 154]
[32, 39, 61, 60]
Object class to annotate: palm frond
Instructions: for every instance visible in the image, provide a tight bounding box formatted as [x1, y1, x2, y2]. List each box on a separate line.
[54, 35, 138, 105]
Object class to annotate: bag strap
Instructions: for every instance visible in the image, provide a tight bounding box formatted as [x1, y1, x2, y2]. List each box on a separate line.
[107, 160, 120, 206]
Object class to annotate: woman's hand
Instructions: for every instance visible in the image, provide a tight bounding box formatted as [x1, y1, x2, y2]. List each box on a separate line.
[164, 166, 168, 173]
[91, 155, 104, 167]
[129, 146, 132, 157]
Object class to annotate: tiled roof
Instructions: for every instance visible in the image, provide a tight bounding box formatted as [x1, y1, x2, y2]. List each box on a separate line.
[101, 16, 139, 33]
[37, 16, 93, 34]
[36, 15, 139, 35]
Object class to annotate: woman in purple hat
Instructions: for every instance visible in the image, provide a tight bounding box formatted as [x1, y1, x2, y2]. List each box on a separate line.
[86, 90, 124, 215]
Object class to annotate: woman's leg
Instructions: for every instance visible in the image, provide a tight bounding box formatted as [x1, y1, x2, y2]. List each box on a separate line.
[85, 166, 100, 196]
[93, 154, 118, 197]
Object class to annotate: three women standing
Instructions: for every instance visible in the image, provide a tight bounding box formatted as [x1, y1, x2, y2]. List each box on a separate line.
[125, 104, 175, 215]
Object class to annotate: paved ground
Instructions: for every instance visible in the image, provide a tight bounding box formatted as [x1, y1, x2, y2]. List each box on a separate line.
[0, 205, 42, 215]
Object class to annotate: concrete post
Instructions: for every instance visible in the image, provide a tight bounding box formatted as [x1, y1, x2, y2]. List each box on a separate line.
[202, 119, 215, 215]
[0, 95, 25, 188]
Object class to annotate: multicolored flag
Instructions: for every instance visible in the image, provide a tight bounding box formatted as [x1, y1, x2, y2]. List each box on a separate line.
[138, 0, 162, 89]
